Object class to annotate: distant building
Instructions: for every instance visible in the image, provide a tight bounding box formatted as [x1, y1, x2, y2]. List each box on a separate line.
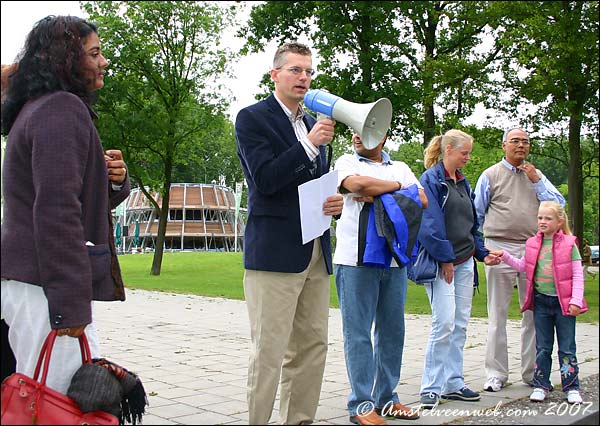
[116, 183, 245, 253]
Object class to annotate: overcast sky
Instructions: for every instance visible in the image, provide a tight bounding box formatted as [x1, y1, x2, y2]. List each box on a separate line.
[2, 1, 509, 135]
[0, 0, 277, 120]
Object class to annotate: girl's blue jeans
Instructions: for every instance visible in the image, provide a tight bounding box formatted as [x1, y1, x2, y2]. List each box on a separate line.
[532, 292, 579, 392]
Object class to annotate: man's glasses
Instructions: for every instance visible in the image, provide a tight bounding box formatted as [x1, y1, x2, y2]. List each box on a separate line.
[507, 138, 530, 146]
[277, 66, 315, 77]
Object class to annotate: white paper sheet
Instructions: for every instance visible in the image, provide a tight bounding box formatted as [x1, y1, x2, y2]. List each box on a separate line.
[298, 170, 339, 245]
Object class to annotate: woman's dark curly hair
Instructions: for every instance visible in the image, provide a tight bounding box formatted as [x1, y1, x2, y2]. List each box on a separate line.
[1, 15, 99, 135]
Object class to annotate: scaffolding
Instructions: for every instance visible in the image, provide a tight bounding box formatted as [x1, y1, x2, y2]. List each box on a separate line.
[116, 183, 245, 253]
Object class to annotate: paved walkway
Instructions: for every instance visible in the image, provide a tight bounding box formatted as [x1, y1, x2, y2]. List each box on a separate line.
[94, 289, 599, 425]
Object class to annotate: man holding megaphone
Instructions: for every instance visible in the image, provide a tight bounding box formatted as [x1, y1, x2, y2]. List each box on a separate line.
[235, 41, 343, 425]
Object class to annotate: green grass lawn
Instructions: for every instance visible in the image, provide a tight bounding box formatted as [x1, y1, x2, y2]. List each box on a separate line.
[119, 251, 599, 323]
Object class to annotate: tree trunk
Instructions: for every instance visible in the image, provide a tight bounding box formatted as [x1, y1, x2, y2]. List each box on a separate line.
[151, 182, 170, 276]
[151, 156, 174, 276]
[423, 102, 436, 147]
[568, 113, 583, 245]
[422, 7, 438, 146]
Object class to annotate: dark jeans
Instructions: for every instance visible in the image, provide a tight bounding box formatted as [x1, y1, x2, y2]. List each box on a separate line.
[1, 318, 16, 381]
[533, 292, 579, 392]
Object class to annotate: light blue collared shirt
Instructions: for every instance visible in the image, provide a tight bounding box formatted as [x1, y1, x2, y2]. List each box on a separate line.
[355, 150, 393, 165]
[473, 158, 565, 229]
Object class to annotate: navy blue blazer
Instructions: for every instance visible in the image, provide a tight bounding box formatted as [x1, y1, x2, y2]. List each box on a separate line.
[235, 94, 333, 274]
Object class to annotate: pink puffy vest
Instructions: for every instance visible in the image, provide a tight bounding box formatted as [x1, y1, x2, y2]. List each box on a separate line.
[520, 231, 588, 315]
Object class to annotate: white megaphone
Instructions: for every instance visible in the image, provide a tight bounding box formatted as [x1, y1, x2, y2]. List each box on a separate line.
[304, 89, 393, 149]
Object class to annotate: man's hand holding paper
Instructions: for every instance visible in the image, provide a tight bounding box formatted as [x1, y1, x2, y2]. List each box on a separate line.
[298, 170, 340, 244]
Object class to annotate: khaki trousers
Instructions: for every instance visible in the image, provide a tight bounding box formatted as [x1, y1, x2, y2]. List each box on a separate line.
[244, 240, 330, 425]
[484, 238, 536, 385]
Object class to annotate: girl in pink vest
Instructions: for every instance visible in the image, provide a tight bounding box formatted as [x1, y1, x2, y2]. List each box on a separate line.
[489, 201, 587, 405]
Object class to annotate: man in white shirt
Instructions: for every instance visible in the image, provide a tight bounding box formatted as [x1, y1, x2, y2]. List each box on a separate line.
[333, 133, 427, 425]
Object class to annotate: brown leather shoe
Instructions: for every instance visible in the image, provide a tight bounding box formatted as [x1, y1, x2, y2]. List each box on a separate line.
[376, 402, 420, 420]
[349, 410, 388, 425]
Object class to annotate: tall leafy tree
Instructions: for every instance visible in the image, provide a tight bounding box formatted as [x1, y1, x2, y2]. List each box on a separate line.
[242, 1, 503, 144]
[489, 1, 599, 243]
[83, 1, 236, 275]
[171, 116, 243, 185]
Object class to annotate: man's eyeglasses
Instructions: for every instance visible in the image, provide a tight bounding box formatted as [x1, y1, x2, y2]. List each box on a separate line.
[277, 66, 315, 77]
[507, 138, 530, 146]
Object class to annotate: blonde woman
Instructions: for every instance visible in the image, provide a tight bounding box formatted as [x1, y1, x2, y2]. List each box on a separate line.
[416, 129, 497, 409]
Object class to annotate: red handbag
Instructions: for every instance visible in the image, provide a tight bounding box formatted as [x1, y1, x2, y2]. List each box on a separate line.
[1, 330, 119, 425]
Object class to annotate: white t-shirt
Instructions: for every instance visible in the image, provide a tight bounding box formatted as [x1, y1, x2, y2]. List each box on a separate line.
[333, 152, 422, 266]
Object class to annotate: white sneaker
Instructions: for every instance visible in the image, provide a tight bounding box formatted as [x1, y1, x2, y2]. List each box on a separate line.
[567, 389, 583, 404]
[484, 377, 504, 392]
[530, 388, 547, 402]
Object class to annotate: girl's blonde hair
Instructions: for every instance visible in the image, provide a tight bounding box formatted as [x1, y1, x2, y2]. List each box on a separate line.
[539, 201, 572, 235]
[423, 129, 473, 169]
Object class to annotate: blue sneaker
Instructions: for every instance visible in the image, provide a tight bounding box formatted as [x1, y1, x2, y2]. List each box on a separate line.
[420, 392, 439, 409]
[442, 386, 481, 401]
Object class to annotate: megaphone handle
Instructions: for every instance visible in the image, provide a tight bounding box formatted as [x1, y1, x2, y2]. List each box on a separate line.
[315, 112, 331, 145]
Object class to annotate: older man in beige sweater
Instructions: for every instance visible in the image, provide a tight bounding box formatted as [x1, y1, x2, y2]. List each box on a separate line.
[474, 127, 565, 393]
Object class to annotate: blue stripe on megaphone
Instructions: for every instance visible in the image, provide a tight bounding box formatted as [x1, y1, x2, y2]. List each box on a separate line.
[304, 89, 340, 117]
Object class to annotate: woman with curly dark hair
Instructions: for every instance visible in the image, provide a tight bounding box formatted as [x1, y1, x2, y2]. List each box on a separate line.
[1, 15, 130, 394]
